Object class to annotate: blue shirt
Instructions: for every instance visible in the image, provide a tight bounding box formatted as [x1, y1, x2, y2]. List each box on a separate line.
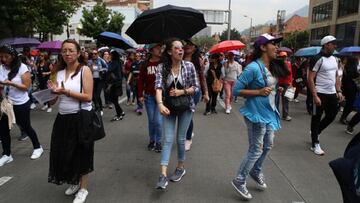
[233, 59, 281, 131]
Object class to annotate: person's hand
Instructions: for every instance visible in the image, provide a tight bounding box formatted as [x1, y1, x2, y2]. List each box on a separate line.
[337, 92, 345, 103]
[42, 73, 47, 77]
[314, 95, 321, 106]
[258, 87, 272, 96]
[139, 97, 144, 103]
[159, 104, 170, 116]
[278, 86, 284, 95]
[202, 93, 210, 103]
[48, 80, 66, 95]
[2, 80, 14, 86]
[169, 88, 184, 97]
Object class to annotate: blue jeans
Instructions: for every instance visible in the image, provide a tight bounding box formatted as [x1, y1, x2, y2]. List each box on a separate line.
[235, 117, 274, 183]
[160, 110, 193, 166]
[186, 90, 201, 140]
[144, 94, 162, 143]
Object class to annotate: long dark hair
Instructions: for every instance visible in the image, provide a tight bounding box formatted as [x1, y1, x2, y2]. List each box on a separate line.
[0, 45, 21, 81]
[251, 47, 289, 78]
[345, 56, 360, 78]
[58, 39, 82, 79]
[160, 38, 182, 86]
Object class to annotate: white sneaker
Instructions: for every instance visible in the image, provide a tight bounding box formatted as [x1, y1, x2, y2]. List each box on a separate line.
[185, 140, 192, 151]
[46, 108, 52, 113]
[310, 143, 325, 156]
[30, 103, 36, 110]
[41, 105, 48, 111]
[225, 108, 231, 114]
[65, 184, 80, 196]
[294, 99, 299, 103]
[30, 146, 44, 160]
[73, 188, 88, 203]
[0, 155, 13, 167]
[100, 111, 104, 116]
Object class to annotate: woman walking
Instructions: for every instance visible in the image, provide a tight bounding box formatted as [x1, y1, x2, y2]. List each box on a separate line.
[36, 52, 52, 113]
[138, 44, 163, 152]
[155, 38, 199, 189]
[204, 53, 223, 115]
[231, 34, 289, 200]
[223, 51, 242, 114]
[47, 39, 94, 203]
[107, 50, 125, 121]
[0, 44, 43, 167]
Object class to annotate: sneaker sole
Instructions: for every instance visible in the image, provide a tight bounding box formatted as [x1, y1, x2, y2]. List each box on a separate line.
[345, 130, 353, 135]
[65, 187, 80, 196]
[170, 170, 186, 182]
[249, 175, 267, 190]
[18, 136, 29, 141]
[310, 147, 325, 156]
[156, 181, 168, 190]
[0, 158, 13, 167]
[231, 181, 252, 200]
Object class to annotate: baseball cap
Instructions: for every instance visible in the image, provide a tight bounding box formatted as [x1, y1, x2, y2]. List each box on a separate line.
[278, 51, 287, 57]
[320, 35, 337, 45]
[254, 33, 283, 49]
[148, 43, 161, 50]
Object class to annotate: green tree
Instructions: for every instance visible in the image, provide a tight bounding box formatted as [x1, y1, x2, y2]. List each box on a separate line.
[192, 36, 217, 52]
[79, 2, 125, 39]
[0, 0, 81, 40]
[220, 28, 241, 41]
[282, 31, 309, 51]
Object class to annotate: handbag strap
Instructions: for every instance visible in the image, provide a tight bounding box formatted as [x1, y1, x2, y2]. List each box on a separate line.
[78, 67, 83, 110]
[255, 61, 267, 87]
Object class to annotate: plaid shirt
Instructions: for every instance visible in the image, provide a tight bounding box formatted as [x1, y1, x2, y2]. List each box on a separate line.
[155, 60, 200, 111]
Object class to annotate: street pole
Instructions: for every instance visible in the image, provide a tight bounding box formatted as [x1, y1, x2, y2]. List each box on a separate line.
[227, 0, 232, 40]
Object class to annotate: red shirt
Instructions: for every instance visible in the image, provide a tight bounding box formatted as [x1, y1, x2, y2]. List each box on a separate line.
[124, 59, 133, 76]
[137, 60, 160, 97]
[278, 60, 293, 85]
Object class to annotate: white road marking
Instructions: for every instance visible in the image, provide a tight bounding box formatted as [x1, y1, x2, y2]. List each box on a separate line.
[0, 176, 12, 186]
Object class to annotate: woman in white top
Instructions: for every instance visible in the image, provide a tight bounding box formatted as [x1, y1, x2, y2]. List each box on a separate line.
[223, 51, 242, 114]
[47, 39, 93, 203]
[0, 44, 43, 167]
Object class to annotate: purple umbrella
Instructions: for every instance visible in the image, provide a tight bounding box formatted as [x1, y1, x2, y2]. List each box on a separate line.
[278, 47, 293, 54]
[0, 37, 41, 48]
[38, 40, 63, 52]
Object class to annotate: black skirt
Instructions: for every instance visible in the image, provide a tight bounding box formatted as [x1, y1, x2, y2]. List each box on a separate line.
[48, 113, 94, 185]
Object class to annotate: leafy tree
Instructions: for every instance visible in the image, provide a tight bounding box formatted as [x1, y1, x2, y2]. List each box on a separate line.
[0, 0, 81, 40]
[192, 36, 217, 52]
[220, 28, 241, 41]
[79, 2, 125, 39]
[282, 31, 309, 51]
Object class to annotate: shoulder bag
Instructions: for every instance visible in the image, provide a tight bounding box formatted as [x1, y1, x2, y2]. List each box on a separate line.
[211, 69, 223, 93]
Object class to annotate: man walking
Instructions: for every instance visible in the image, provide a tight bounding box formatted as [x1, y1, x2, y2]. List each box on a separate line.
[308, 35, 344, 156]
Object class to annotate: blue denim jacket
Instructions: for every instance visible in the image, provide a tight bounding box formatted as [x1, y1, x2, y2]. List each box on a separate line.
[233, 59, 281, 131]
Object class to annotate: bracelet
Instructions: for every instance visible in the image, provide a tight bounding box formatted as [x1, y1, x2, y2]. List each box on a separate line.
[157, 101, 163, 105]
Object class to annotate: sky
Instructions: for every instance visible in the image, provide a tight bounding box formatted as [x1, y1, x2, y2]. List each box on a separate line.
[154, 0, 309, 34]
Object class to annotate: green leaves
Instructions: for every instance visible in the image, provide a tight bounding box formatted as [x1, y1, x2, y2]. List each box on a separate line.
[78, 2, 125, 39]
[282, 31, 309, 51]
[220, 28, 241, 41]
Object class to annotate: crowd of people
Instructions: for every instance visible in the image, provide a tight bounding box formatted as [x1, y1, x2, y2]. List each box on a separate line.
[0, 33, 360, 202]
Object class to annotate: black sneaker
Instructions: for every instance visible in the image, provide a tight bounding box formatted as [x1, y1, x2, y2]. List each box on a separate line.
[147, 141, 155, 151]
[340, 118, 349, 125]
[203, 111, 211, 116]
[231, 179, 252, 200]
[249, 171, 267, 189]
[211, 109, 217, 114]
[154, 142, 162, 153]
[110, 116, 121, 122]
[18, 133, 28, 141]
[169, 168, 186, 182]
[156, 174, 168, 189]
[119, 112, 125, 120]
[346, 126, 354, 135]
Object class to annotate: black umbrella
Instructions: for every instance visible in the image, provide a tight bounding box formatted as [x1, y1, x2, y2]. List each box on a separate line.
[125, 4, 206, 44]
[96, 32, 134, 49]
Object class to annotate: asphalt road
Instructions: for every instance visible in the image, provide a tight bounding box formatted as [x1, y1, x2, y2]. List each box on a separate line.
[0, 95, 352, 203]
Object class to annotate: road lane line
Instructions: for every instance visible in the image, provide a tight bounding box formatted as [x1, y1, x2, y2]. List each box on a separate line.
[0, 176, 12, 186]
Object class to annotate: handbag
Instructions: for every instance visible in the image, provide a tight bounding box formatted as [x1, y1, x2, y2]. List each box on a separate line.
[284, 87, 296, 99]
[211, 69, 223, 93]
[78, 68, 106, 142]
[163, 65, 190, 114]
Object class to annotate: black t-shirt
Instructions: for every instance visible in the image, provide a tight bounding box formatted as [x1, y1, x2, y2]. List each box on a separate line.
[37, 63, 50, 82]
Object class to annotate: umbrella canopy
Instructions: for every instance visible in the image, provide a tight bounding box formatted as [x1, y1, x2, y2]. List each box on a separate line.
[294, 46, 322, 57]
[0, 37, 41, 48]
[278, 47, 293, 54]
[96, 32, 134, 49]
[37, 40, 63, 52]
[209, 40, 246, 54]
[125, 4, 206, 44]
[339, 46, 360, 55]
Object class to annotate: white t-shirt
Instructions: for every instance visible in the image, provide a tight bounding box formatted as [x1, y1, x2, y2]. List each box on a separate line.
[224, 61, 242, 81]
[312, 56, 338, 94]
[0, 63, 30, 105]
[57, 67, 92, 115]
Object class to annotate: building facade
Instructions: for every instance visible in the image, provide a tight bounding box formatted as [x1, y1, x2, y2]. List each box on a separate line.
[309, 0, 360, 47]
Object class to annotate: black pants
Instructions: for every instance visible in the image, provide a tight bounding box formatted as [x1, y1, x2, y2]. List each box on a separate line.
[0, 100, 41, 156]
[110, 90, 124, 117]
[310, 93, 338, 147]
[93, 78, 104, 111]
[306, 85, 313, 114]
[341, 95, 356, 121]
[348, 113, 360, 128]
[206, 83, 218, 112]
[103, 82, 111, 105]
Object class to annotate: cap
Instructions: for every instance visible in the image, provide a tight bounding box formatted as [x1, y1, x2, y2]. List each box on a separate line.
[254, 33, 283, 49]
[321, 35, 337, 45]
[148, 43, 161, 50]
[278, 51, 287, 57]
